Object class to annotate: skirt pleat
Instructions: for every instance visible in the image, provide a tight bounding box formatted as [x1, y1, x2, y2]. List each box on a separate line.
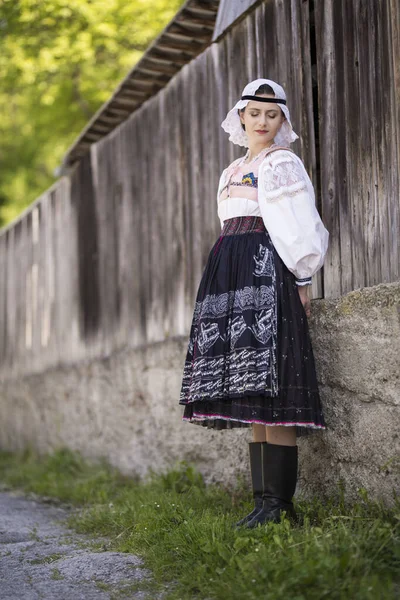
[179, 216, 326, 437]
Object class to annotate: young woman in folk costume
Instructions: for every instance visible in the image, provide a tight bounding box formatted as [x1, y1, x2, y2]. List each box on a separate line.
[179, 78, 329, 528]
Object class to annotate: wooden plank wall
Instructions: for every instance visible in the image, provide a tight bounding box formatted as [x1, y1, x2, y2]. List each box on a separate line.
[315, 0, 400, 297]
[0, 0, 398, 377]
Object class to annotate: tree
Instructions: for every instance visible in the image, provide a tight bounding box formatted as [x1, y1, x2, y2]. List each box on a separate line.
[0, 0, 184, 226]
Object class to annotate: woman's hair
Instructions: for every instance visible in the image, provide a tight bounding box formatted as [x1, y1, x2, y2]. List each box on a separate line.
[239, 83, 276, 131]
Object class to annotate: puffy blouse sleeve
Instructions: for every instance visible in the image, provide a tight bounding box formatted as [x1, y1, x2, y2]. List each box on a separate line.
[258, 151, 329, 285]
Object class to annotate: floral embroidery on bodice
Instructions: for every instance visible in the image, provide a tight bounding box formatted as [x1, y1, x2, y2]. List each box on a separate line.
[218, 150, 269, 204]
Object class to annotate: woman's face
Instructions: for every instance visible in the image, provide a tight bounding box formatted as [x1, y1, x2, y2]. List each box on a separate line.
[239, 94, 286, 145]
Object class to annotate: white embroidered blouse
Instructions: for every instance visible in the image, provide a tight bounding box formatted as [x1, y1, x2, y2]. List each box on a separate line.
[217, 148, 329, 286]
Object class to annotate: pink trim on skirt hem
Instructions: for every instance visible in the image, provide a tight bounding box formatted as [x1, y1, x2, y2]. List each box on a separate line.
[182, 412, 326, 429]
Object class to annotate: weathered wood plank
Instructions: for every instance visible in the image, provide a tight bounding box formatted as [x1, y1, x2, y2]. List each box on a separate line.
[315, 0, 343, 298]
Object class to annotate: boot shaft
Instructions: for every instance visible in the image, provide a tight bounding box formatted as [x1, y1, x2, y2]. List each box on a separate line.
[261, 442, 298, 502]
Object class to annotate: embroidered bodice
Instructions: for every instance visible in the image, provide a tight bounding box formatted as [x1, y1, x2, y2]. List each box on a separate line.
[216, 148, 329, 285]
[218, 151, 266, 203]
[217, 150, 267, 227]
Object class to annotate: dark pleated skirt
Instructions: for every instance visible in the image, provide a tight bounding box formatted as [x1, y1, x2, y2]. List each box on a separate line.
[179, 216, 326, 437]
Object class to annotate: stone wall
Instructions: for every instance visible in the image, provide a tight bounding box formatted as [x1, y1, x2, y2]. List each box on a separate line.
[0, 282, 399, 506]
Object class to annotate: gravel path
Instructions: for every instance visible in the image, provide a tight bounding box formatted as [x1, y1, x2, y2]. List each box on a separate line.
[0, 490, 164, 599]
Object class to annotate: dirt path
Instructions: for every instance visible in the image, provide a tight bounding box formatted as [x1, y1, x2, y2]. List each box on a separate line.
[0, 490, 163, 599]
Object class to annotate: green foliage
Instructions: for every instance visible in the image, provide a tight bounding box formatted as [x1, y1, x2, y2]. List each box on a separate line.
[0, 0, 184, 226]
[0, 448, 399, 599]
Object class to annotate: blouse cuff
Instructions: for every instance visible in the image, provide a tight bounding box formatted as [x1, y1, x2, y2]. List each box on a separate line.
[295, 277, 312, 287]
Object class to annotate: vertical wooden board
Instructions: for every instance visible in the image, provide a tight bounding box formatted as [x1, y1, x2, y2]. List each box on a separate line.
[0, 233, 7, 365]
[111, 138, 123, 333]
[150, 91, 167, 341]
[298, 0, 317, 179]
[50, 185, 61, 362]
[96, 139, 111, 348]
[299, 0, 322, 299]
[162, 80, 183, 337]
[41, 195, 52, 364]
[53, 176, 73, 363]
[11, 220, 23, 370]
[336, 0, 356, 295]
[71, 152, 102, 347]
[224, 31, 245, 165]
[388, 0, 400, 281]
[352, 1, 372, 290]
[31, 204, 41, 360]
[22, 214, 32, 371]
[379, 0, 399, 283]
[207, 44, 225, 238]
[52, 183, 62, 363]
[36, 197, 46, 370]
[197, 52, 211, 244]
[92, 136, 118, 350]
[245, 9, 258, 77]
[6, 227, 16, 368]
[158, 89, 170, 340]
[142, 106, 155, 343]
[189, 59, 207, 297]
[5, 229, 14, 367]
[131, 117, 144, 339]
[254, 1, 268, 78]
[44, 193, 56, 360]
[172, 80, 187, 336]
[119, 120, 137, 347]
[315, 0, 342, 298]
[211, 41, 230, 171]
[174, 73, 192, 332]
[125, 116, 146, 345]
[180, 67, 198, 305]
[111, 128, 123, 348]
[203, 48, 216, 245]
[131, 112, 146, 344]
[24, 212, 34, 370]
[366, 0, 384, 287]
[118, 114, 139, 346]
[173, 74, 191, 334]
[44, 193, 55, 360]
[115, 127, 127, 341]
[195, 51, 216, 262]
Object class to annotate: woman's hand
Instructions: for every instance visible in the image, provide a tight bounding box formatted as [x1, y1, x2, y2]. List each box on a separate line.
[298, 285, 311, 318]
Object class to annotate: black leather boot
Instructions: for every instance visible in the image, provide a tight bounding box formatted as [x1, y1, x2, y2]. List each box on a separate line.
[234, 441, 267, 528]
[244, 442, 298, 528]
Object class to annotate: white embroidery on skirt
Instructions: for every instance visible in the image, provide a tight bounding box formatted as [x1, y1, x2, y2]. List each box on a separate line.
[197, 322, 220, 354]
[250, 308, 274, 344]
[193, 285, 275, 320]
[180, 347, 273, 399]
[229, 315, 247, 350]
[253, 244, 274, 277]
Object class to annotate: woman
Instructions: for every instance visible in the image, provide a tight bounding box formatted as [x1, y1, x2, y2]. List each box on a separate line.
[179, 78, 329, 529]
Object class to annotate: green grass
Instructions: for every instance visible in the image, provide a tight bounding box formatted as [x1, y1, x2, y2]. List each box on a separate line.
[28, 553, 64, 565]
[0, 448, 399, 600]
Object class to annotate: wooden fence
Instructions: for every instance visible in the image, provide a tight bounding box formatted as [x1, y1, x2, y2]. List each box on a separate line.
[0, 0, 399, 377]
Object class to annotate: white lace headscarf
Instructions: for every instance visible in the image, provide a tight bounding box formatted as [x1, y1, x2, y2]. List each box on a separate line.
[220, 78, 299, 148]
